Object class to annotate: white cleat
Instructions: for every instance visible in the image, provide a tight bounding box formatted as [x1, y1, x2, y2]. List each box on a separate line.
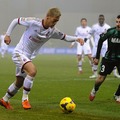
[89, 74, 97, 79]
[114, 74, 120, 78]
[114, 94, 119, 100]
[116, 96, 120, 103]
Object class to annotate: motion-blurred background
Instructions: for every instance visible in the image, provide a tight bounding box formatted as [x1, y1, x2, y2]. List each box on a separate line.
[0, 0, 119, 48]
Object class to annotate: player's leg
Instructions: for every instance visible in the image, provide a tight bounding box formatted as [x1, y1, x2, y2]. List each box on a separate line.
[1, 48, 5, 58]
[114, 84, 120, 102]
[89, 58, 115, 101]
[84, 45, 94, 75]
[22, 61, 37, 109]
[76, 46, 83, 74]
[113, 67, 120, 78]
[89, 46, 98, 78]
[89, 75, 106, 101]
[0, 76, 24, 109]
[114, 63, 120, 103]
[81, 53, 85, 62]
[87, 54, 94, 72]
[77, 54, 82, 74]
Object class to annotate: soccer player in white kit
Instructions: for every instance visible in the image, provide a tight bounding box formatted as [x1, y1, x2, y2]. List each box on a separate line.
[70, 18, 93, 74]
[0, 8, 84, 110]
[89, 14, 120, 78]
[0, 34, 8, 58]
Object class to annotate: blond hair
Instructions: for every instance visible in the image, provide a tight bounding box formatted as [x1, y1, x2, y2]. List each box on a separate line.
[47, 8, 61, 17]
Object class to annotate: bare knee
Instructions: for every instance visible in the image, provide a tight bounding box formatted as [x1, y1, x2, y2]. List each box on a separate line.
[96, 75, 106, 83]
[28, 68, 37, 77]
[23, 62, 37, 77]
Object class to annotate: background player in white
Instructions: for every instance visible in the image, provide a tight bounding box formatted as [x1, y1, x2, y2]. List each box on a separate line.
[89, 14, 120, 78]
[0, 34, 8, 58]
[70, 18, 93, 74]
[0, 8, 84, 110]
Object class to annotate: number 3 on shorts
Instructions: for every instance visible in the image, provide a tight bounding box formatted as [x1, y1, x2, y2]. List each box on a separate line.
[101, 65, 105, 72]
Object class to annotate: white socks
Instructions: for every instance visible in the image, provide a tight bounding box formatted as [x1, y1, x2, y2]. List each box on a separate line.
[78, 61, 82, 71]
[22, 75, 34, 102]
[3, 83, 19, 102]
[3, 75, 34, 102]
[92, 64, 98, 76]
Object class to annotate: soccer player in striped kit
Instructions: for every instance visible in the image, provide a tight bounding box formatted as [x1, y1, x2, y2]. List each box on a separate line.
[0, 8, 84, 110]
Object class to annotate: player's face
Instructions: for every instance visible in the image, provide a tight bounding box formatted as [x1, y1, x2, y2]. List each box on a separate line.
[116, 18, 120, 31]
[98, 17, 105, 26]
[81, 20, 87, 28]
[46, 16, 60, 28]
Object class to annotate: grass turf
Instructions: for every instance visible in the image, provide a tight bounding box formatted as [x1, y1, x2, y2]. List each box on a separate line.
[0, 55, 120, 120]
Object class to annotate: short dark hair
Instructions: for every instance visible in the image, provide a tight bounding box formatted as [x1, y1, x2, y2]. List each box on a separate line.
[81, 18, 87, 22]
[117, 15, 120, 19]
[99, 14, 104, 18]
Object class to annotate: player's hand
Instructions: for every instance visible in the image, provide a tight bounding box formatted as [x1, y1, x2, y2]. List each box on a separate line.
[76, 38, 84, 45]
[4, 35, 11, 45]
[93, 58, 99, 65]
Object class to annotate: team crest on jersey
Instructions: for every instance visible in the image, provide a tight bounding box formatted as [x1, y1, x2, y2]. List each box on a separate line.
[23, 58, 27, 62]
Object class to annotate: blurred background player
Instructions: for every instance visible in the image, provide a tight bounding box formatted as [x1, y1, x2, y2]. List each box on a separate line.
[0, 8, 84, 110]
[0, 34, 8, 58]
[89, 15, 120, 102]
[70, 18, 93, 74]
[89, 14, 120, 78]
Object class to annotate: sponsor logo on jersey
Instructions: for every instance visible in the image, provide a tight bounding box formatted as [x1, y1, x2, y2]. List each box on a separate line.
[111, 38, 120, 43]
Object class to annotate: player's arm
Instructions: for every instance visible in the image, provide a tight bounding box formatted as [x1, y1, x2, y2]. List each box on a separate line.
[94, 32, 109, 65]
[4, 18, 19, 45]
[52, 29, 84, 45]
[5, 17, 34, 45]
[70, 42, 76, 48]
[64, 35, 84, 45]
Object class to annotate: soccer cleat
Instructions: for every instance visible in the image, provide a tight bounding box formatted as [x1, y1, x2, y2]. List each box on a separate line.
[89, 88, 96, 101]
[0, 99, 13, 110]
[22, 100, 31, 109]
[114, 74, 120, 78]
[113, 94, 120, 103]
[89, 74, 97, 79]
[113, 94, 119, 100]
[116, 96, 120, 103]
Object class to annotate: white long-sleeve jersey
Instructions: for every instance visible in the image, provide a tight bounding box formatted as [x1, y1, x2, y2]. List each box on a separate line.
[90, 23, 110, 47]
[0, 34, 8, 50]
[71, 26, 92, 47]
[6, 17, 79, 59]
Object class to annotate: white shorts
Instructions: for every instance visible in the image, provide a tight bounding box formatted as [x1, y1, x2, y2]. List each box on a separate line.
[1, 43, 8, 51]
[12, 53, 31, 78]
[92, 46, 107, 58]
[77, 43, 91, 55]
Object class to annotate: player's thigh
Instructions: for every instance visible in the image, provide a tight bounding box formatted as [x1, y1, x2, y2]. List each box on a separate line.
[12, 53, 31, 68]
[100, 47, 107, 57]
[76, 46, 82, 55]
[12, 53, 33, 77]
[99, 58, 115, 75]
[83, 45, 91, 55]
[92, 46, 97, 57]
[23, 61, 37, 77]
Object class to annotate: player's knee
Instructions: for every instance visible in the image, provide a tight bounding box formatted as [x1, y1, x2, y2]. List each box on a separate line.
[28, 69, 37, 77]
[98, 75, 106, 82]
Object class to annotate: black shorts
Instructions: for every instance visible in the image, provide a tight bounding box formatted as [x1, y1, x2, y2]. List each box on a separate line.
[99, 57, 120, 75]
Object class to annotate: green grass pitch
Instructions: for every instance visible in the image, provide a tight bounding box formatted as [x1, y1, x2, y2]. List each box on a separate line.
[0, 55, 120, 120]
